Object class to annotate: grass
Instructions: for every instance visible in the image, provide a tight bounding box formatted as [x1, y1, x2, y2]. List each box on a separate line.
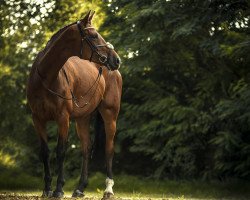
[1, 171, 250, 199]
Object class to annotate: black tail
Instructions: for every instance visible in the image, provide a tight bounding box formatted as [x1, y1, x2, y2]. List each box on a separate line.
[91, 112, 106, 162]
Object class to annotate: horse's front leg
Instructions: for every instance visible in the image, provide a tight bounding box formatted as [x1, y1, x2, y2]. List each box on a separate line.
[53, 116, 69, 198]
[104, 119, 116, 198]
[32, 115, 53, 197]
[99, 108, 119, 199]
[72, 116, 91, 197]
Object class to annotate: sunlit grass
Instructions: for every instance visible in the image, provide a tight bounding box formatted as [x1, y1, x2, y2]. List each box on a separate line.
[49, 172, 250, 199]
[0, 191, 188, 200]
[0, 171, 250, 199]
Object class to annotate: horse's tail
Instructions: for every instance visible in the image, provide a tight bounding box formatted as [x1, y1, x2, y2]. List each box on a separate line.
[91, 112, 106, 160]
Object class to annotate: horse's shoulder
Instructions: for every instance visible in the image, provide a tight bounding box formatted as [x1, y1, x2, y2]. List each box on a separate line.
[67, 56, 97, 69]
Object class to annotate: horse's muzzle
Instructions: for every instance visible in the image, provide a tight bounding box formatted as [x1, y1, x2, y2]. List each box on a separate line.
[108, 55, 121, 70]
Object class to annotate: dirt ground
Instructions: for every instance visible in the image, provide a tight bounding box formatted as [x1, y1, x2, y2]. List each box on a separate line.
[0, 193, 110, 200]
[0, 192, 127, 200]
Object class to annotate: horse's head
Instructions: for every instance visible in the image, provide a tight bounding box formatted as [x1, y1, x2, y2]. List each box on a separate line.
[75, 10, 121, 70]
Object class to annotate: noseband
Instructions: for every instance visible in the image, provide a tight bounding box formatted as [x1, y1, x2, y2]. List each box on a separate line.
[77, 21, 113, 69]
[35, 22, 114, 107]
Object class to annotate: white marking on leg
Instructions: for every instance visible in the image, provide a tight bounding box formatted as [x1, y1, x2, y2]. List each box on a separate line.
[104, 177, 114, 195]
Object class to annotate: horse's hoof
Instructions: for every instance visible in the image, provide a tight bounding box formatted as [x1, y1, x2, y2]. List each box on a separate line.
[41, 190, 53, 198]
[72, 189, 85, 198]
[102, 192, 114, 200]
[52, 190, 64, 198]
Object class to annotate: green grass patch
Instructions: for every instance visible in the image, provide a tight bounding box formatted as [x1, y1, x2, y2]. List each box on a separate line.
[65, 172, 250, 199]
[1, 170, 250, 199]
[0, 167, 42, 190]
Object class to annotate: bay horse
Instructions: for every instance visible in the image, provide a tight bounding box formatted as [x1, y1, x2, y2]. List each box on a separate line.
[26, 11, 122, 198]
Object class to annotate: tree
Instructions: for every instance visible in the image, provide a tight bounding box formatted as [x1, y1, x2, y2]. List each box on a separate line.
[102, 0, 250, 179]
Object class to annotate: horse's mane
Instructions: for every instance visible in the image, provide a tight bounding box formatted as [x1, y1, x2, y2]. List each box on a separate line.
[32, 21, 78, 66]
[43, 21, 77, 52]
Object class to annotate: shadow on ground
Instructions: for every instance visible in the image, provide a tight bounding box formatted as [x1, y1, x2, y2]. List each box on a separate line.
[0, 193, 125, 200]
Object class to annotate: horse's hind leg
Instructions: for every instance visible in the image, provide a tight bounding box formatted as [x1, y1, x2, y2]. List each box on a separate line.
[32, 114, 52, 197]
[53, 116, 69, 198]
[72, 116, 91, 197]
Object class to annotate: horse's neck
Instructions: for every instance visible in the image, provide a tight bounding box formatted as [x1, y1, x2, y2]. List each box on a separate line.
[37, 30, 77, 84]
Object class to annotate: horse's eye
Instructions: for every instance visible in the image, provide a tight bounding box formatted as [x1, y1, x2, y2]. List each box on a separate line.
[89, 34, 98, 39]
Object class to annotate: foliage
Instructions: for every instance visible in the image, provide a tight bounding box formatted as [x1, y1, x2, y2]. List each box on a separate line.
[0, 0, 249, 184]
[0, 0, 52, 173]
[101, 0, 250, 180]
[0, 165, 42, 190]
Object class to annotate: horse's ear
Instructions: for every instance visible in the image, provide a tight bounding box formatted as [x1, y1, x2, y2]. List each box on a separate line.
[88, 10, 95, 23]
[82, 10, 92, 25]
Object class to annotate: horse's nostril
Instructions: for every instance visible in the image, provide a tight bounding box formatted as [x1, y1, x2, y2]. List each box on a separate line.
[116, 57, 121, 65]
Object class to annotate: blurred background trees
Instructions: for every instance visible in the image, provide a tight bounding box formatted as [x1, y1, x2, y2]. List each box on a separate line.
[0, 0, 249, 185]
[103, 0, 250, 180]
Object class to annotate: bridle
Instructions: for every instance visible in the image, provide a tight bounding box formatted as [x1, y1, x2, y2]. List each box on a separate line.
[36, 21, 115, 108]
[77, 21, 114, 70]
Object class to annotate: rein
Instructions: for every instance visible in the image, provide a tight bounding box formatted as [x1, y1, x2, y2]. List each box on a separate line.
[36, 21, 113, 108]
[36, 66, 103, 108]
